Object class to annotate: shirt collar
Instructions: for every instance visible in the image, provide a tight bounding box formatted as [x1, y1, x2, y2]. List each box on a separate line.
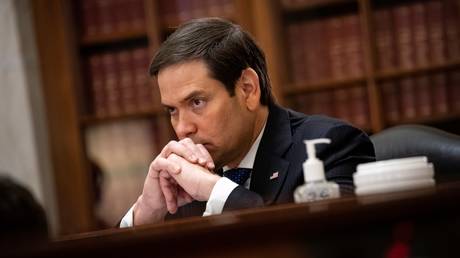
[223, 122, 266, 171]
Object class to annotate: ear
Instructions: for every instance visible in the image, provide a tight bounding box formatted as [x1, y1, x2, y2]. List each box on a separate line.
[237, 68, 261, 111]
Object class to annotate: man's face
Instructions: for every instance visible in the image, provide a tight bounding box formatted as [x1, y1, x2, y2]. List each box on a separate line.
[157, 60, 257, 169]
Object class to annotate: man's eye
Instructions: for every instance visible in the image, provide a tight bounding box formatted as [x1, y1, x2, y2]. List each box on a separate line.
[191, 99, 205, 108]
[166, 107, 177, 115]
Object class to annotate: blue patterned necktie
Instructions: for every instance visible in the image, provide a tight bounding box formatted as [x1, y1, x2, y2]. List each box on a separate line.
[223, 168, 252, 185]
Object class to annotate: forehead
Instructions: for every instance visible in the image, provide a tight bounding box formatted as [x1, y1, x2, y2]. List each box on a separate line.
[158, 60, 210, 82]
[157, 61, 224, 104]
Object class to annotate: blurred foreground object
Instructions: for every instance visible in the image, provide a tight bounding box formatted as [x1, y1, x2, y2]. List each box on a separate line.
[0, 175, 48, 244]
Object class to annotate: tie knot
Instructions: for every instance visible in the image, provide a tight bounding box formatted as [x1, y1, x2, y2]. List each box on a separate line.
[223, 168, 252, 185]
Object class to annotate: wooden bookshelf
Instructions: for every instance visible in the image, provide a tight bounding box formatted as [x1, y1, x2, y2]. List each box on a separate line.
[278, 0, 460, 134]
[80, 29, 147, 46]
[376, 59, 460, 80]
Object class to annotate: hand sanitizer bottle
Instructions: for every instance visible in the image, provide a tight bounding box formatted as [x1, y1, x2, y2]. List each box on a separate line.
[294, 138, 340, 203]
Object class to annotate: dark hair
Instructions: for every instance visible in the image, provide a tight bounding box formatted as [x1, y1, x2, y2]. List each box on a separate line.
[0, 176, 48, 241]
[149, 17, 274, 105]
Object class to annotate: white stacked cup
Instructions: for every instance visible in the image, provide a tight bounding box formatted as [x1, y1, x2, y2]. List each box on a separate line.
[353, 156, 435, 196]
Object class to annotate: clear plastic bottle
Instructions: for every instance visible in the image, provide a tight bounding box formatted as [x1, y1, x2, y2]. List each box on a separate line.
[294, 138, 340, 203]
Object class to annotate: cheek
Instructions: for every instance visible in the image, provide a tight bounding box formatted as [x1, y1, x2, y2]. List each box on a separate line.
[201, 101, 235, 141]
[202, 110, 231, 140]
[213, 106, 246, 145]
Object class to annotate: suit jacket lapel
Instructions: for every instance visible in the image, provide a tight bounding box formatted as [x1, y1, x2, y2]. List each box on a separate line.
[251, 104, 292, 205]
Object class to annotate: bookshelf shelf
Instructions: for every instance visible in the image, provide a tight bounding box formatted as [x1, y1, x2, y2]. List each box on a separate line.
[376, 60, 460, 81]
[80, 29, 148, 46]
[285, 76, 366, 96]
[282, 0, 357, 13]
[387, 112, 460, 127]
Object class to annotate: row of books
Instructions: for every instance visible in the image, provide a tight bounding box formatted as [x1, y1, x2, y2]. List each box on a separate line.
[290, 86, 370, 130]
[78, 0, 146, 38]
[289, 69, 460, 129]
[158, 0, 235, 27]
[381, 70, 460, 123]
[286, 13, 365, 87]
[85, 46, 161, 117]
[77, 0, 235, 39]
[85, 119, 161, 226]
[375, 0, 460, 72]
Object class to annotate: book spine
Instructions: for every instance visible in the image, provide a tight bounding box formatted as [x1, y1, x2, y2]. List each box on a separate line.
[350, 86, 368, 128]
[190, 0, 206, 19]
[304, 20, 320, 82]
[303, 21, 319, 83]
[96, 0, 115, 35]
[431, 73, 449, 114]
[448, 70, 460, 112]
[117, 50, 137, 114]
[444, 0, 460, 61]
[416, 75, 432, 117]
[88, 54, 107, 117]
[411, 3, 430, 67]
[374, 8, 396, 71]
[393, 4, 415, 70]
[328, 16, 345, 80]
[133, 47, 153, 112]
[343, 14, 364, 77]
[381, 80, 400, 123]
[102, 52, 122, 116]
[130, 0, 146, 31]
[221, 0, 235, 18]
[159, 0, 178, 27]
[333, 88, 351, 123]
[400, 77, 417, 119]
[176, 0, 192, 23]
[317, 20, 331, 80]
[206, 0, 220, 17]
[113, 0, 129, 32]
[317, 91, 334, 117]
[80, 0, 99, 37]
[287, 23, 307, 87]
[427, 1, 446, 65]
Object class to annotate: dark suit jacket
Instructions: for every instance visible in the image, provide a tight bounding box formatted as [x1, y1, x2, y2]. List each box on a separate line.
[166, 103, 375, 219]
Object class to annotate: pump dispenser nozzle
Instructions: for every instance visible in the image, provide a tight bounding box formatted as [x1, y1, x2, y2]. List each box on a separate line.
[303, 138, 331, 182]
[304, 139, 331, 161]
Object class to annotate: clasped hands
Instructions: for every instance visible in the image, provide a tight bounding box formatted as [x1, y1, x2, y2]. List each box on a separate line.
[133, 138, 220, 225]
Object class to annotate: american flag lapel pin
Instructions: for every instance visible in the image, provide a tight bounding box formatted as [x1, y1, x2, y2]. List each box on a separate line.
[270, 171, 279, 180]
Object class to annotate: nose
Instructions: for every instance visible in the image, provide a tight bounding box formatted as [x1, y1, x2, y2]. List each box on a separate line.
[174, 113, 197, 139]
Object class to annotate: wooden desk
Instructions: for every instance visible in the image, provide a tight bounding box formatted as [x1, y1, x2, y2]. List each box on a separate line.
[7, 182, 460, 258]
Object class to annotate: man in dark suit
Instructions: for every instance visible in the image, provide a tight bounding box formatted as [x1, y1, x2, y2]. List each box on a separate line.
[120, 17, 375, 227]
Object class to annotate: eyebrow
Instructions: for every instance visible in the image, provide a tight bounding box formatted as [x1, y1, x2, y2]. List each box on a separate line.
[161, 89, 206, 109]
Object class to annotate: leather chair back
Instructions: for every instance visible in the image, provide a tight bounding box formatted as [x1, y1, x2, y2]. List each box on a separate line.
[370, 125, 460, 182]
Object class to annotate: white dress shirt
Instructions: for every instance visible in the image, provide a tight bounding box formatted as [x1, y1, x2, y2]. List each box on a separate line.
[120, 124, 266, 228]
